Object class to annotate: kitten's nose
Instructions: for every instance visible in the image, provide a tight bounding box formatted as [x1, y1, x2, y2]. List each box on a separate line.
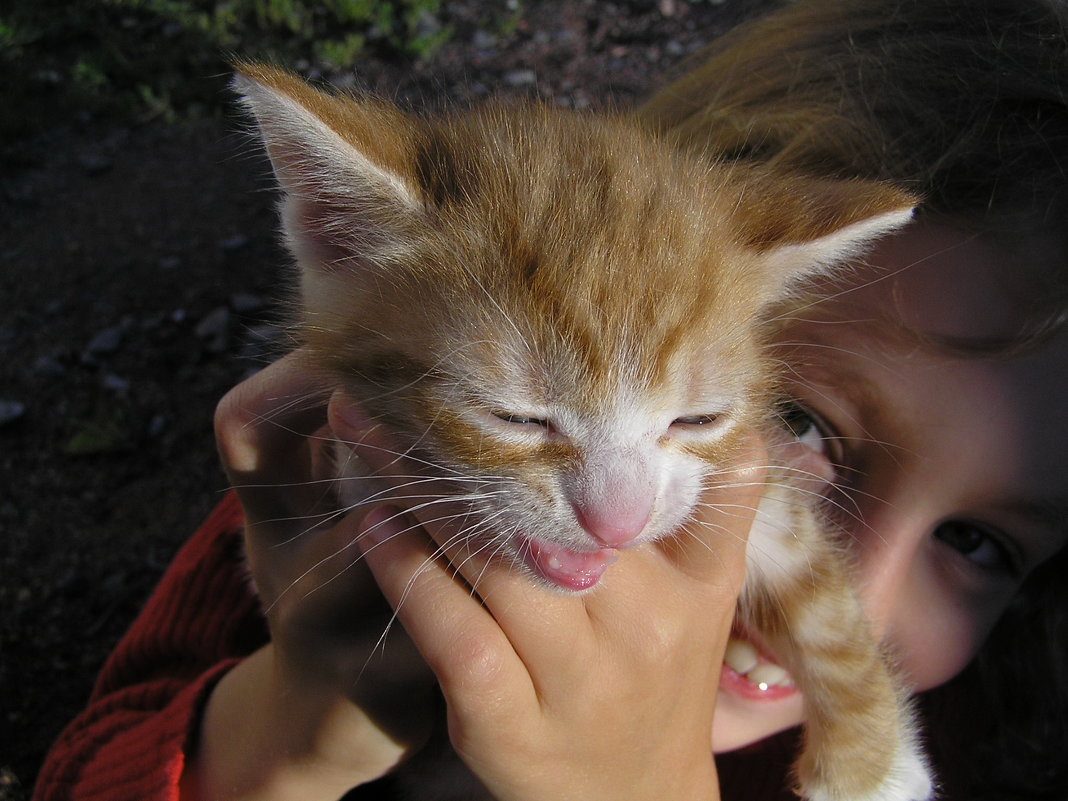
[572, 498, 652, 548]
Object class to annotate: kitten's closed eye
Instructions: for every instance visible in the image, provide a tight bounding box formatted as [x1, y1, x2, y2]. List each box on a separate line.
[491, 410, 551, 428]
[672, 414, 721, 426]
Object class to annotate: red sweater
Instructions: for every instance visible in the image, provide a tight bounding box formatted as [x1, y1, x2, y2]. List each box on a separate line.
[33, 492, 796, 801]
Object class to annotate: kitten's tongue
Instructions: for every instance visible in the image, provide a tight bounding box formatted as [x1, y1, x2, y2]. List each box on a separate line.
[524, 538, 617, 591]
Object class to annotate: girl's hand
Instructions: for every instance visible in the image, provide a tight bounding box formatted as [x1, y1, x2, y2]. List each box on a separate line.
[187, 353, 435, 801]
[331, 390, 766, 801]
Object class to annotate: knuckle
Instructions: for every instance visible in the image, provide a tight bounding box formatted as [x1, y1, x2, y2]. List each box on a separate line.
[434, 629, 510, 692]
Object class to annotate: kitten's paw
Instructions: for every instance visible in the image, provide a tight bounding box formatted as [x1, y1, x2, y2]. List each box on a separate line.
[801, 745, 934, 801]
[883, 745, 935, 801]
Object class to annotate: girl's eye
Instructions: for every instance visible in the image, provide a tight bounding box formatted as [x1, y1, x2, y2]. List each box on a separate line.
[934, 521, 1016, 573]
[776, 399, 831, 455]
[492, 411, 549, 428]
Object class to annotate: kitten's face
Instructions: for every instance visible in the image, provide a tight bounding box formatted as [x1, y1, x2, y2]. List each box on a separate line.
[234, 64, 916, 590]
[326, 213, 772, 589]
[309, 115, 783, 589]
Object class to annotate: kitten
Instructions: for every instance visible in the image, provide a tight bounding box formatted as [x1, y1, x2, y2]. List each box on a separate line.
[234, 63, 933, 801]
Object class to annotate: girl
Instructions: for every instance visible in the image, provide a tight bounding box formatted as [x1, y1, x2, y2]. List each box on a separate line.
[34, 0, 1068, 799]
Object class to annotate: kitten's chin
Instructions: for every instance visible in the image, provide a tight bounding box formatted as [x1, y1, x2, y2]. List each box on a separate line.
[515, 534, 619, 592]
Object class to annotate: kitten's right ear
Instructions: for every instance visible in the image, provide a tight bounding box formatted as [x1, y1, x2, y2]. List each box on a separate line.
[730, 168, 919, 294]
[232, 62, 425, 272]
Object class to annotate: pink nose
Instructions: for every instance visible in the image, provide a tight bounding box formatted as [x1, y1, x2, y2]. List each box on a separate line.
[572, 499, 652, 548]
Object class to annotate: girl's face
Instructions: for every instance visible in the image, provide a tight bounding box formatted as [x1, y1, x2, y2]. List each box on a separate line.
[712, 220, 1068, 752]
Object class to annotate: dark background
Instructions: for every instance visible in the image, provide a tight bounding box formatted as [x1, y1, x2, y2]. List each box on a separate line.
[0, 2, 780, 797]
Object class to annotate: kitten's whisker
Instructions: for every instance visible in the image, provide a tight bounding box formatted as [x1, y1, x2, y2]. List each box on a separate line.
[265, 495, 488, 608]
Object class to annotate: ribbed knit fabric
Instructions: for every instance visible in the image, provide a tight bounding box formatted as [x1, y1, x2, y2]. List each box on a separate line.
[33, 492, 267, 801]
[33, 490, 801, 801]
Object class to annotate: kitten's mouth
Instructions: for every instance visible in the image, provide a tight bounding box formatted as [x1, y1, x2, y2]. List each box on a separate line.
[720, 627, 797, 701]
[518, 535, 618, 591]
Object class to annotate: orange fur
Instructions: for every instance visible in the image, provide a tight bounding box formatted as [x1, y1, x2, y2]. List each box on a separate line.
[235, 64, 931, 801]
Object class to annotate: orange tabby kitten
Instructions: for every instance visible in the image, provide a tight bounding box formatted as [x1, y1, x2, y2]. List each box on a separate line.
[234, 64, 933, 801]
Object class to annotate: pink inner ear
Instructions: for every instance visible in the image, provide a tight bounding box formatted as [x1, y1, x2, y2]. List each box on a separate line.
[280, 194, 360, 274]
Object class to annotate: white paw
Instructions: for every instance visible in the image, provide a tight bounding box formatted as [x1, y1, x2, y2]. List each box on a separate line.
[887, 745, 935, 801]
[802, 745, 934, 801]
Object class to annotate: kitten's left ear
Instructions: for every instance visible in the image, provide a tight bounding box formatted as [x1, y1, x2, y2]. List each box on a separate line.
[734, 170, 919, 290]
[232, 62, 426, 272]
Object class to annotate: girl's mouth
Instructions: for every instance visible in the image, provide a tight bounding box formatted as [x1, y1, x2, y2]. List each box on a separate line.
[720, 630, 798, 701]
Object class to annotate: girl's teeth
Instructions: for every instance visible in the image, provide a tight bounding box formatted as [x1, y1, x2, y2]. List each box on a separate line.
[725, 640, 759, 674]
[748, 663, 793, 690]
[724, 638, 794, 689]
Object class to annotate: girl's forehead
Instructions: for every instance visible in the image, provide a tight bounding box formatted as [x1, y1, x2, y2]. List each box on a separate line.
[835, 219, 1065, 346]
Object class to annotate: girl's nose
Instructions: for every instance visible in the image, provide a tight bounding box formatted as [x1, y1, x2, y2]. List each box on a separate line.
[850, 507, 928, 641]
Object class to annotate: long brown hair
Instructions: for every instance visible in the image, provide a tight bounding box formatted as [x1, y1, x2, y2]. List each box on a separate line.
[639, 1, 1068, 798]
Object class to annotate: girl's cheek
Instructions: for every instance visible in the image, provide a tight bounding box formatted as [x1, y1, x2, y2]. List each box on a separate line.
[881, 567, 990, 692]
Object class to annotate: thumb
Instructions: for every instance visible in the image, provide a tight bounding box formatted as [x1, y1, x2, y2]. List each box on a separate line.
[660, 430, 767, 588]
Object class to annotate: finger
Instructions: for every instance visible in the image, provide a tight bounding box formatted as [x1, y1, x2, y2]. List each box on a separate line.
[328, 389, 454, 497]
[216, 352, 341, 526]
[215, 351, 332, 482]
[250, 494, 375, 609]
[328, 390, 488, 555]
[571, 434, 765, 640]
[355, 506, 530, 698]
[658, 430, 767, 586]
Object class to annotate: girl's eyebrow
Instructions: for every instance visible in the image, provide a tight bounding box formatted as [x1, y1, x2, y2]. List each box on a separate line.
[813, 359, 916, 459]
[997, 497, 1068, 546]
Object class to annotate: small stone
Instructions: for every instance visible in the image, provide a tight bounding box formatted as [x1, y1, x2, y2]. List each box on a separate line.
[230, 292, 266, 314]
[101, 373, 131, 394]
[504, 69, 537, 87]
[472, 30, 498, 50]
[33, 355, 66, 378]
[159, 255, 182, 270]
[0, 400, 26, 427]
[78, 153, 113, 175]
[85, 326, 123, 355]
[147, 414, 169, 438]
[219, 234, 249, 252]
[140, 312, 166, 332]
[195, 306, 231, 353]
[411, 10, 441, 38]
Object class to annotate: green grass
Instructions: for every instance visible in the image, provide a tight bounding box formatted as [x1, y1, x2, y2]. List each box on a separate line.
[1, 0, 460, 142]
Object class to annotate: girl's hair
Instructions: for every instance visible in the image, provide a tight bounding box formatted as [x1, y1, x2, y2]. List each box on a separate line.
[639, 1, 1068, 798]
[640, 0, 1068, 230]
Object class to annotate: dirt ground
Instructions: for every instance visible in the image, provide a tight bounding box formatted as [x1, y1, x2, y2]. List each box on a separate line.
[0, 2, 781, 797]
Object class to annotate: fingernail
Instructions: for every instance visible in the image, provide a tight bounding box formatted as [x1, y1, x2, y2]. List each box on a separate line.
[359, 505, 403, 549]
